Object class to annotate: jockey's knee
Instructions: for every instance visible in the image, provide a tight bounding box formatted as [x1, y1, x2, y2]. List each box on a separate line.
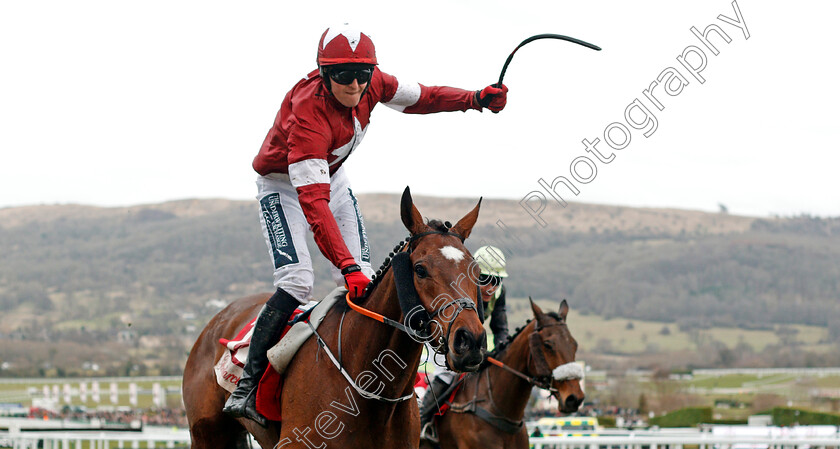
[434, 370, 456, 384]
[273, 267, 314, 304]
[266, 288, 301, 313]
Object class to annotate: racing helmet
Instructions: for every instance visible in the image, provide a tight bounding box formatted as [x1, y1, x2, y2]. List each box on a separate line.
[317, 23, 377, 67]
[473, 246, 508, 278]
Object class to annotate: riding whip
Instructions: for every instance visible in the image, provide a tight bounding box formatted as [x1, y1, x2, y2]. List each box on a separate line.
[496, 34, 602, 87]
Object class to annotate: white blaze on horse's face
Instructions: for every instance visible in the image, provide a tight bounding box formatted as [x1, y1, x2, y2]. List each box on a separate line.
[439, 246, 465, 263]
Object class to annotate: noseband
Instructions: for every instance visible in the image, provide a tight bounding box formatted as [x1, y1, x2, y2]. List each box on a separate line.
[487, 321, 583, 394]
[347, 230, 482, 357]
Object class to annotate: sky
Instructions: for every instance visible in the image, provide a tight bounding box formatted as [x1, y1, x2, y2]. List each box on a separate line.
[1, 0, 838, 218]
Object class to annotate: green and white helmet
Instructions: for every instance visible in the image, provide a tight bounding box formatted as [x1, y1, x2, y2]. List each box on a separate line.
[473, 246, 508, 278]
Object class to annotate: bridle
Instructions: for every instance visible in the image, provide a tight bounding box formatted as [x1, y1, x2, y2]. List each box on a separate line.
[309, 231, 482, 403]
[446, 319, 583, 433]
[345, 229, 482, 365]
[486, 320, 579, 394]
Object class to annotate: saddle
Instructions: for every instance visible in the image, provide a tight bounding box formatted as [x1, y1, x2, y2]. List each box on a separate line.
[421, 370, 525, 441]
[213, 287, 346, 421]
[431, 374, 468, 418]
[420, 374, 467, 443]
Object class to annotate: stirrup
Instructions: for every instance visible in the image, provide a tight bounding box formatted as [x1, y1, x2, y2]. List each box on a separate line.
[223, 386, 267, 427]
[420, 421, 439, 443]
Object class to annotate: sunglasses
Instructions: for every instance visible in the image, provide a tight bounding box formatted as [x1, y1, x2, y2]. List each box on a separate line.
[328, 67, 373, 85]
[478, 274, 501, 287]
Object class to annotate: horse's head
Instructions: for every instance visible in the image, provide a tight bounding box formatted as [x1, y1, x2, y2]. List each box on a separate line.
[527, 298, 585, 414]
[397, 187, 487, 372]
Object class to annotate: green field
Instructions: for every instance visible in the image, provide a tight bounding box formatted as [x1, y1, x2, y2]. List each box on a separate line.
[687, 374, 763, 389]
[0, 377, 182, 409]
[3, 370, 840, 421]
[506, 297, 832, 356]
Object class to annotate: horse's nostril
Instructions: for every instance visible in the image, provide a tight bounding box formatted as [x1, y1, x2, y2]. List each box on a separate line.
[565, 394, 583, 410]
[453, 328, 485, 353]
[453, 328, 473, 353]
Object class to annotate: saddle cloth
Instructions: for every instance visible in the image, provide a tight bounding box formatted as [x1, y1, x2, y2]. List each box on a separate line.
[213, 287, 345, 421]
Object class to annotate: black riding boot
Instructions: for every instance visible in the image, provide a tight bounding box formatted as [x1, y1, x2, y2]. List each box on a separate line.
[222, 288, 298, 427]
[420, 376, 453, 430]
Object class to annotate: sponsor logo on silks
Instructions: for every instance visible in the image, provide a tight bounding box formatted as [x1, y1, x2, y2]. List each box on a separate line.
[260, 194, 299, 269]
[348, 188, 370, 263]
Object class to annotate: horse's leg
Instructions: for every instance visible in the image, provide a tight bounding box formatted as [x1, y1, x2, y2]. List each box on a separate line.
[183, 370, 246, 449]
[183, 324, 244, 449]
[184, 295, 271, 449]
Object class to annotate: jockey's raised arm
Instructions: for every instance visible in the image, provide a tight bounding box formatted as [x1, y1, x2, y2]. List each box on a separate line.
[226, 23, 509, 427]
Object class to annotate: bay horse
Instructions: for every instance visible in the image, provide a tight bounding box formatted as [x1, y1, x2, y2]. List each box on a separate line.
[423, 299, 585, 449]
[183, 187, 487, 449]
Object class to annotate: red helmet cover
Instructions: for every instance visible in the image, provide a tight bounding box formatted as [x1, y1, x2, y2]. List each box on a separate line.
[317, 24, 377, 66]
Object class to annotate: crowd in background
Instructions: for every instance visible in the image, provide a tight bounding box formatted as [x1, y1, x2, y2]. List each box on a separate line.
[29, 406, 188, 428]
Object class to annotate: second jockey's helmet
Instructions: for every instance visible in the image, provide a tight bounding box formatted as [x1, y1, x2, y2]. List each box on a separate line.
[317, 24, 378, 67]
[474, 246, 508, 278]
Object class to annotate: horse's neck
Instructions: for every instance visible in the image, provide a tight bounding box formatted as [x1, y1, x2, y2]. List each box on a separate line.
[342, 272, 422, 400]
[482, 324, 535, 421]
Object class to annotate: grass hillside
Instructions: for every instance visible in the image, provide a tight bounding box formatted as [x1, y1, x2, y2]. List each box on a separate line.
[1, 195, 838, 375]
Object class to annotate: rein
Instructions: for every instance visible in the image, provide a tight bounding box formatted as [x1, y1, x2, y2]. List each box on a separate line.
[345, 293, 418, 336]
[306, 317, 415, 403]
[318, 230, 481, 403]
[485, 356, 557, 394]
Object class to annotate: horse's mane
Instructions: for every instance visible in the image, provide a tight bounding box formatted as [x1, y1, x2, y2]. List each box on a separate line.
[355, 218, 456, 300]
[426, 219, 451, 233]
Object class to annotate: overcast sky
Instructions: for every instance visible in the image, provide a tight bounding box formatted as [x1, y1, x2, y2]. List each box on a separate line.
[1, 0, 837, 218]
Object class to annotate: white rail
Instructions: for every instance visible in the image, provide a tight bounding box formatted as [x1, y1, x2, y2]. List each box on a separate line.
[2, 429, 191, 449]
[529, 434, 840, 449]
[5, 429, 840, 449]
[0, 376, 182, 385]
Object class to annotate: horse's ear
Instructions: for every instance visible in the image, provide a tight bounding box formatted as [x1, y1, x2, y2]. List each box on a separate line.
[451, 197, 482, 240]
[530, 297, 551, 329]
[400, 186, 427, 235]
[529, 297, 542, 315]
[559, 299, 569, 321]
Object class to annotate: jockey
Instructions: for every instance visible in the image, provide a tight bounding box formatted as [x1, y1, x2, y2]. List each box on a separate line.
[420, 245, 510, 431]
[223, 24, 509, 426]
[473, 245, 511, 349]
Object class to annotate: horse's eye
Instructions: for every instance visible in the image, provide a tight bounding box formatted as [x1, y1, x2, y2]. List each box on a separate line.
[543, 341, 554, 349]
[414, 264, 428, 278]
